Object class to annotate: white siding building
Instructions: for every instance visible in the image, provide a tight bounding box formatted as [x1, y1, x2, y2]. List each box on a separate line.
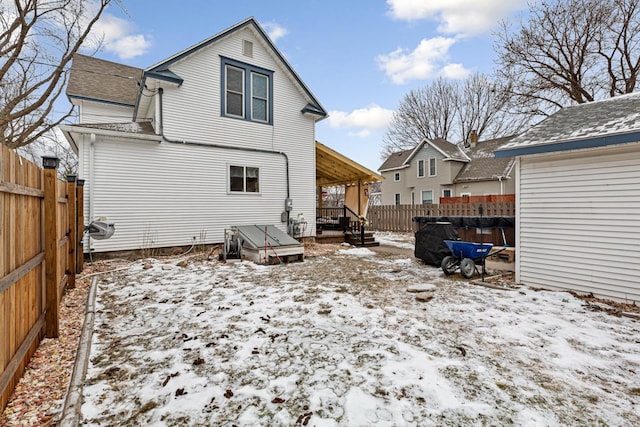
[496, 93, 640, 303]
[61, 18, 326, 253]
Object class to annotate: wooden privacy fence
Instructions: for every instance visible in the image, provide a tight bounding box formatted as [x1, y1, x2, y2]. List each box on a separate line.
[0, 146, 84, 412]
[368, 202, 515, 233]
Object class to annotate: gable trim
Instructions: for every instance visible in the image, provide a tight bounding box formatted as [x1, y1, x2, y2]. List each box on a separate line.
[495, 131, 640, 158]
[406, 139, 469, 164]
[134, 17, 326, 120]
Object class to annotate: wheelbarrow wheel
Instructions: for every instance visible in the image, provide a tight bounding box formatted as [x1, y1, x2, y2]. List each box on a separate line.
[441, 256, 457, 275]
[460, 258, 475, 279]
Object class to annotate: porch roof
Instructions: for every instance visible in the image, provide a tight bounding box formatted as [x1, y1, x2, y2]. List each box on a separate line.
[316, 141, 384, 187]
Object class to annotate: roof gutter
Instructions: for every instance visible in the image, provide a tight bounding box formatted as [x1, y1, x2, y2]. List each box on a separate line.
[494, 131, 640, 158]
[157, 88, 290, 200]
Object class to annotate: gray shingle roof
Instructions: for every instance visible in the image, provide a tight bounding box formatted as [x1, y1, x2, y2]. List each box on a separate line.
[67, 54, 143, 106]
[497, 92, 640, 155]
[455, 136, 515, 182]
[378, 148, 413, 171]
[428, 138, 468, 162]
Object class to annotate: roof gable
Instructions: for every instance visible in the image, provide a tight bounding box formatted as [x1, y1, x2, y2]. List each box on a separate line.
[496, 92, 640, 157]
[140, 17, 326, 119]
[379, 138, 468, 172]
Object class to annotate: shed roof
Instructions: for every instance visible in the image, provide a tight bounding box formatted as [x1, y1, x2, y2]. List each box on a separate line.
[66, 54, 143, 107]
[496, 92, 640, 157]
[316, 141, 384, 187]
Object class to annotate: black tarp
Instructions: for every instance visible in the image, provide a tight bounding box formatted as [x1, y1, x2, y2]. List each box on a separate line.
[414, 222, 460, 266]
[412, 216, 515, 228]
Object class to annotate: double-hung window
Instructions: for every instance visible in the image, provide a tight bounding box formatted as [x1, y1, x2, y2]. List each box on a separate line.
[222, 57, 273, 124]
[429, 158, 437, 176]
[230, 165, 260, 193]
[417, 159, 425, 178]
[421, 190, 433, 204]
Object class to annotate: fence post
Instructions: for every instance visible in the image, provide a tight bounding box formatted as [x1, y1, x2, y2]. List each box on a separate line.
[76, 179, 85, 273]
[66, 175, 76, 289]
[42, 155, 59, 338]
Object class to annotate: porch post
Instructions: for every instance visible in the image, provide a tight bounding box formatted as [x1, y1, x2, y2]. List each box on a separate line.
[357, 180, 362, 216]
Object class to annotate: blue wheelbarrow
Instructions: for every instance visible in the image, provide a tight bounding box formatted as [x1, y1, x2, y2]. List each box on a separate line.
[441, 240, 496, 279]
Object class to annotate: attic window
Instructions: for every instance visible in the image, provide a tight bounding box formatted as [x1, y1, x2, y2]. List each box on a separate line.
[221, 57, 273, 125]
[243, 40, 253, 57]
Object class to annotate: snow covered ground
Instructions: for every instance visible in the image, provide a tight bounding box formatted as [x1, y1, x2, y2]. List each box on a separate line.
[81, 240, 640, 426]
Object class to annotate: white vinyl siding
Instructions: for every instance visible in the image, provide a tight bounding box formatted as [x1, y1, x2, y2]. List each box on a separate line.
[78, 136, 290, 252]
[77, 26, 318, 252]
[79, 102, 134, 124]
[517, 144, 640, 303]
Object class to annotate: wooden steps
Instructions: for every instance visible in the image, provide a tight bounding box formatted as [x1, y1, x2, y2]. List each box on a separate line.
[345, 232, 379, 247]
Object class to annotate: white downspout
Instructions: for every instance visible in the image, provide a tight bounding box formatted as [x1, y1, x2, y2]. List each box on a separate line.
[88, 133, 95, 255]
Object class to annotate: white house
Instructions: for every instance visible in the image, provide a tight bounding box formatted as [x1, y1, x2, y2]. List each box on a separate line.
[61, 17, 327, 253]
[495, 92, 640, 303]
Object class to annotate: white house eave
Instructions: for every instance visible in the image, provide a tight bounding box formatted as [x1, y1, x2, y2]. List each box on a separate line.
[59, 124, 162, 143]
[379, 164, 411, 173]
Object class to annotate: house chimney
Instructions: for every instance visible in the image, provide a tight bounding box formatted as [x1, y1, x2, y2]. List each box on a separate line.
[470, 130, 478, 147]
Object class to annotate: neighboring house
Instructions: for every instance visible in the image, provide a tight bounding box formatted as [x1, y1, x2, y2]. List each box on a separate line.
[60, 17, 327, 253]
[378, 134, 515, 205]
[495, 92, 640, 303]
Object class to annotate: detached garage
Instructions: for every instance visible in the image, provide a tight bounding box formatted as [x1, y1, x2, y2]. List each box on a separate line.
[495, 92, 640, 304]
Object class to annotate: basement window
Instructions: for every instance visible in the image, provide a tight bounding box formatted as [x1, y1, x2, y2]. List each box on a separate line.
[230, 165, 260, 193]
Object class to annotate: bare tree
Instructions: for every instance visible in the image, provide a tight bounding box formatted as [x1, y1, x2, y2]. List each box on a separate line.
[16, 128, 77, 176]
[495, 0, 640, 116]
[382, 78, 457, 156]
[457, 73, 529, 145]
[0, 0, 113, 149]
[381, 74, 528, 158]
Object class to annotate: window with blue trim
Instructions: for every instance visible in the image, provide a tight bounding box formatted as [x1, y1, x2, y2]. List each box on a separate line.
[221, 57, 273, 124]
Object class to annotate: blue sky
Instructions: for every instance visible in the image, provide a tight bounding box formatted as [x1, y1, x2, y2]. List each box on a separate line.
[84, 0, 529, 171]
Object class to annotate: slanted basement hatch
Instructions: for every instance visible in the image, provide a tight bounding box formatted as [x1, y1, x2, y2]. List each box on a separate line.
[223, 225, 304, 264]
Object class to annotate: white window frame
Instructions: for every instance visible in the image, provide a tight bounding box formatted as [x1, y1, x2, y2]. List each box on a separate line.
[417, 159, 425, 178]
[224, 65, 245, 119]
[421, 190, 433, 205]
[394, 172, 400, 181]
[394, 193, 401, 205]
[229, 164, 261, 194]
[442, 189, 452, 198]
[428, 157, 437, 177]
[411, 191, 415, 205]
[460, 192, 471, 197]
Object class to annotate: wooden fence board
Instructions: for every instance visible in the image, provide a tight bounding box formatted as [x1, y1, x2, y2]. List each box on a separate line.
[369, 202, 515, 234]
[0, 147, 80, 412]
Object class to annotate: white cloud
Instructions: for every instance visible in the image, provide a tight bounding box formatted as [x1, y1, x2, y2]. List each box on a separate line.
[439, 63, 471, 79]
[90, 14, 150, 59]
[377, 37, 468, 84]
[262, 21, 288, 43]
[386, 0, 527, 36]
[327, 105, 394, 137]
